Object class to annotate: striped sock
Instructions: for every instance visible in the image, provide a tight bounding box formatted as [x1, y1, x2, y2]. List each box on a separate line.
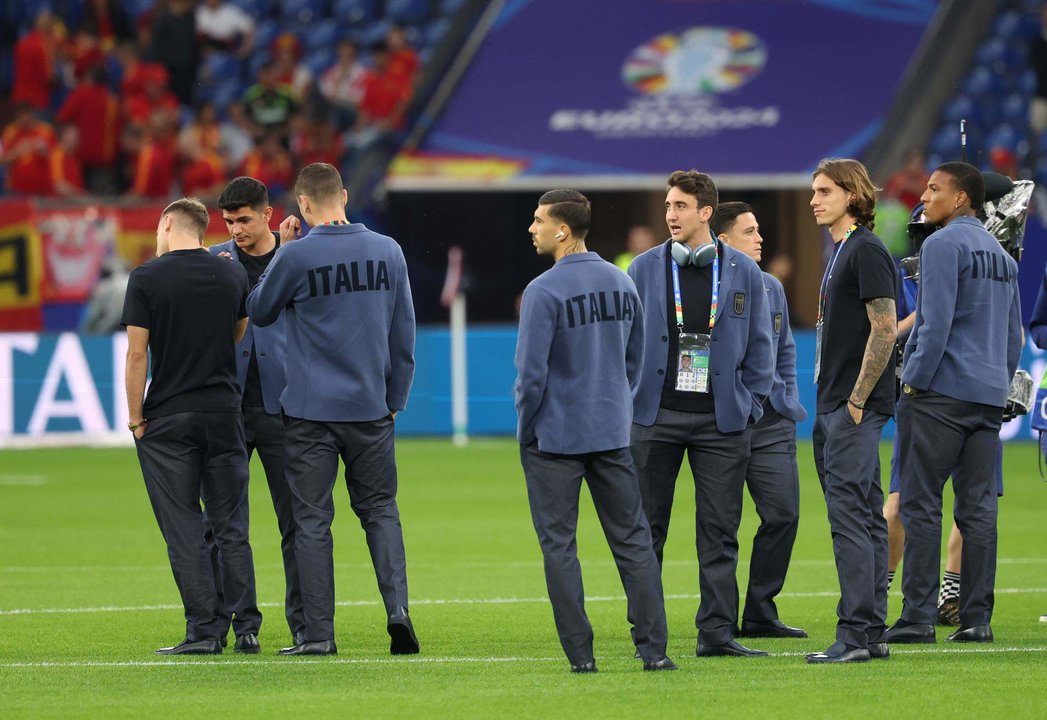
[886, 570, 895, 592]
[939, 571, 961, 605]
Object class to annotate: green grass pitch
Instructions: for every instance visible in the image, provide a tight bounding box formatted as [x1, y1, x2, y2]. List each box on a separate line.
[1, 439, 1045, 718]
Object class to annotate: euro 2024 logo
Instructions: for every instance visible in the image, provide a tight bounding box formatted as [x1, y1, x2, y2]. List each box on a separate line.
[549, 27, 779, 139]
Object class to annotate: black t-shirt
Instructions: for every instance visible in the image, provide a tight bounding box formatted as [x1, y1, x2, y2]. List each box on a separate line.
[816, 227, 897, 416]
[661, 244, 716, 413]
[121, 249, 249, 418]
[238, 234, 279, 408]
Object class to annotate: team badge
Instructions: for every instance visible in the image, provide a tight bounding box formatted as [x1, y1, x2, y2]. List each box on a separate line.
[774, 312, 782, 334]
[733, 292, 745, 315]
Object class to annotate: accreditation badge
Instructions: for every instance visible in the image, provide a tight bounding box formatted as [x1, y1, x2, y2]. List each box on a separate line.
[676, 333, 711, 393]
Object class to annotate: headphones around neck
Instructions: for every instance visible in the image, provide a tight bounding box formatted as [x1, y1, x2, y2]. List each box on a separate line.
[670, 236, 717, 268]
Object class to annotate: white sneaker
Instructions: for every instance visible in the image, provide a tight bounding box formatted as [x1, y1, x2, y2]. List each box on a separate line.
[1040, 614, 1047, 623]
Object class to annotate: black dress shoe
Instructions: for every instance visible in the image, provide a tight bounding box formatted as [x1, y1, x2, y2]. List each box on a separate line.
[234, 633, 260, 654]
[947, 624, 993, 643]
[696, 639, 769, 657]
[868, 642, 890, 659]
[739, 619, 809, 639]
[805, 641, 870, 664]
[643, 656, 679, 671]
[278, 640, 337, 656]
[387, 606, 420, 655]
[633, 649, 642, 659]
[570, 660, 597, 673]
[156, 638, 222, 655]
[885, 619, 935, 644]
[292, 631, 305, 646]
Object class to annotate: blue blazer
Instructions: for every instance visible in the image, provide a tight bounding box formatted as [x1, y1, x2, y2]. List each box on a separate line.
[514, 252, 644, 454]
[209, 238, 287, 415]
[627, 240, 773, 433]
[763, 272, 806, 423]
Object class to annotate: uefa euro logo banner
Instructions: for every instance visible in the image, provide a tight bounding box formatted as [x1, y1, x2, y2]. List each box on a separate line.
[388, 0, 935, 187]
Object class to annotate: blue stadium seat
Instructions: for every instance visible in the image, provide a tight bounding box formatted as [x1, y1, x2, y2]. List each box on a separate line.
[1018, 68, 1037, 95]
[255, 19, 281, 53]
[211, 80, 244, 112]
[426, 17, 453, 48]
[931, 125, 967, 158]
[332, 0, 378, 26]
[1000, 93, 1028, 125]
[992, 11, 1023, 40]
[976, 37, 1023, 70]
[307, 19, 343, 49]
[281, 0, 327, 24]
[385, 0, 430, 25]
[440, 0, 469, 15]
[963, 66, 1006, 98]
[200, 52, 240, 84]
[988, 124, 1024, 152]
[303, 48, 335, 76]
[359, 19, 393, 48]
[228, 0, 272, 16]
[941, 94, 974, 125]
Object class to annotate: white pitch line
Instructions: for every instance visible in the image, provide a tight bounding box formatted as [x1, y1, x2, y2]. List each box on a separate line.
[3, 588, 1046, 617]
[0, 475, 47, 486]
[1, 647, 1046, 669]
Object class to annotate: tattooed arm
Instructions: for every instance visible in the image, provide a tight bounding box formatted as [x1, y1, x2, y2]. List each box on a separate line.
[849, 296, 897, 422]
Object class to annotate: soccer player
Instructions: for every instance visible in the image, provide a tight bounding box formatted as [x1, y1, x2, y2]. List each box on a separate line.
[122, 198, 257, 655]
[515, 189, 675, 673]
[207, 177, 300, 651]
[246, 163, 417, 656]
[806, 159, 897, 664]
[888, 162, 1022, 645]
[628, 171, 774, 658]
[710, 202, 807, 639]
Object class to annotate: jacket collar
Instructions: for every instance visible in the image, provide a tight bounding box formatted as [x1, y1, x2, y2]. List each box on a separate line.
[305, 222, 369, 236]
[556, 251, 601, 265]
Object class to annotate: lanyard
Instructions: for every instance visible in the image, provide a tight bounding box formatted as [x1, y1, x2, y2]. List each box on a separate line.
[816, 224, 857, 325]
[671, 242, 720, 332]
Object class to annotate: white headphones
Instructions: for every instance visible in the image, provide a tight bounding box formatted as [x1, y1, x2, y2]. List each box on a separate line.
[670, 231, 717, 267]
[555, 231, 565, 240]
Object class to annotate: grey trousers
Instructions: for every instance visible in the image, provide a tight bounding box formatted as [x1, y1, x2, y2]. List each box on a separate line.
[742, 410, 800, 625]
[897, 391, 1002, 627]
[135, 411, 259, 641]
[283, 415, 408, 642]
[631, 408, 750, 645]
[812, 402, 889, 649]
[210, 406, 303, 639]
[520, 443, 669, 665]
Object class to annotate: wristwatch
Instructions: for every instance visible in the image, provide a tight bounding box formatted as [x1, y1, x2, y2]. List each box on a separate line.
[128, 419, 147, 432]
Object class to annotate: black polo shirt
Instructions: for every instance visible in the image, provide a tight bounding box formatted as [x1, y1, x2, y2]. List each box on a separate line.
[121, 249, 249, 418]
[815, 226, 897, 416]
[660, 244, 717, 413]
[237, 234, 279, 408]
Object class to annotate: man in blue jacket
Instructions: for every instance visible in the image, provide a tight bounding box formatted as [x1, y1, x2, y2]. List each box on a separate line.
[711, 202, 807, 640]
[806, 158, 897, 664]
[247, 163, 418, 657]
[207, 177, 300, 652]
[888, 162, 1022, 645]
[515, 189, 675, 673]
[628, 171, 774, 658]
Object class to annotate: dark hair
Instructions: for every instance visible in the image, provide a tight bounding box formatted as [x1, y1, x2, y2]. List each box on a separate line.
[710, 201, 754, 237]
[538, 189, 591, 239]
[294, 162, 345, 205]
[935, 161, 986, 212]
[218, 176, 269, 212]
[666, 170, 718, 211]
[162, 198, 210, 240]
[812, 158, 879, 230]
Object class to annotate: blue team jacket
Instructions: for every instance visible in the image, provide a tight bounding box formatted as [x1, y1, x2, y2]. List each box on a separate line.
[515, 252, 645, 454]
[902, 216, 1022, 407]
[1031, 263, 1047, 350]
[209, 238, 287, 415]
[628, 240, 773, 432]
[246, 223, 416, 422]
[763, 272, 806, 423]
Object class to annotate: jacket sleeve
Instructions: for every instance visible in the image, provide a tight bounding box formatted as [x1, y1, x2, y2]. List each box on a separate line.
[1031, 266, 1047, 349]
[741, 264, 774, 405]
[776, 285, 803, 415]
[625, 289, 645, 392]
[387, 249, 416, 412]
[514, 285, 558, 445]
[246, 246, 297, 327]
[902, 239, 958, 390]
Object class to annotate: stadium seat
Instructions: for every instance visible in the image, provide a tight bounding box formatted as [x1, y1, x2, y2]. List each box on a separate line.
[440, 0, 469, 15]
[988, 124, 1025, 152]
[975, 37, 1024, 71]
[307, 19, 342, 49]
[992, 10, 1023, 40]
[1000, 93, 1028, 125]
[426, 17, 453, 48]
[255, 19, 281, 54]
[303, 48, 336, 76]
[332, 0, 378, 26]
[200, 52, 240, 84]
[385, 0, 430, 25]
[1018, 68, 1037, 95]
[941, 94, 975, 125]
[359, 19, 394, 48]
[211, 79, 244, 111]
[963, 66, 1006, 98]
[280, 0, 327, 25]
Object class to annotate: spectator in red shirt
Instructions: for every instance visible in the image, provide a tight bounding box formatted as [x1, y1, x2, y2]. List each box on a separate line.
[118, 42, 169, 108]
[57, 66, 122, 194]
[240, 133, 293, 197]
[347, 42, 413, 151]
[64, 24, 106, 82]
[126, 80, 181, 130]
[882, 149, 929, 210]
[12, 11, 58, 110]
[271, 33, 313, 102]
[319, 39, 369, 130]
[49, 125, 86, 197]
[130, 115, 175, 198]
[180, 144, 225, 200]
[387, 25, 419, 84]
[1, 104, 57, 195]
[291, 114, 344, 168]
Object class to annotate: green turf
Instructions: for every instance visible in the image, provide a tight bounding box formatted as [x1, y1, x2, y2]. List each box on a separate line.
[1, 439, 1045, 718]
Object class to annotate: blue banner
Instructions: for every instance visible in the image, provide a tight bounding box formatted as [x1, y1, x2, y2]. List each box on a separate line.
[392, 0, 935, 185]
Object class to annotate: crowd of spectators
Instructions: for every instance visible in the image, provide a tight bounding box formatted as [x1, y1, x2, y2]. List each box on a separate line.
[0, 1, 424, 202]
